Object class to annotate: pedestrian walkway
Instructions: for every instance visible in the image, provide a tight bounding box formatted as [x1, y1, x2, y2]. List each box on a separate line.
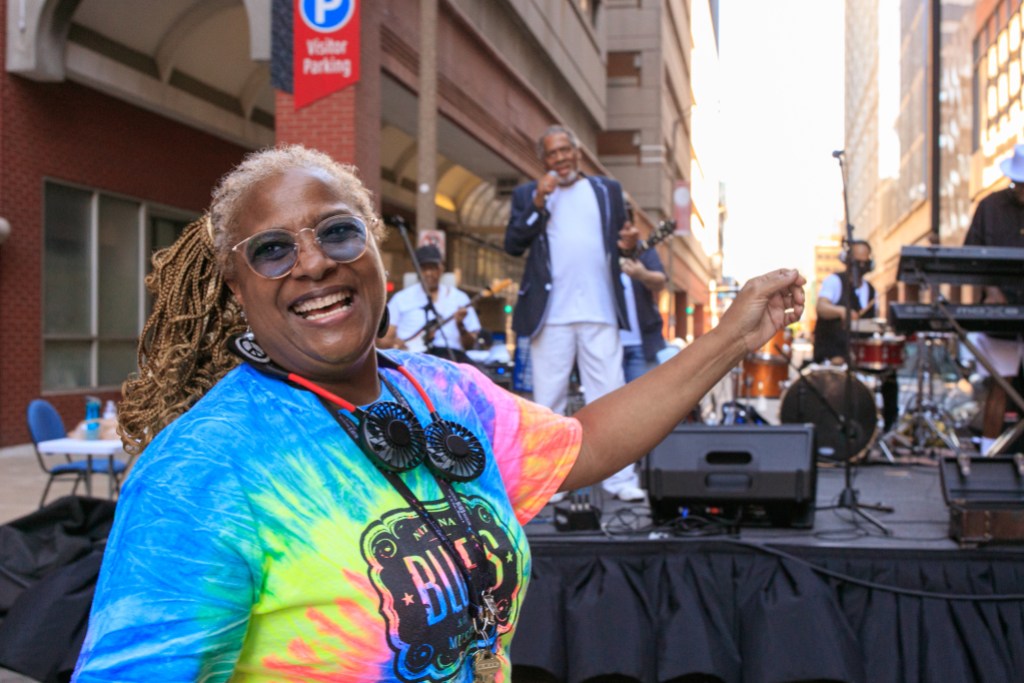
[0, 443, 79, 524]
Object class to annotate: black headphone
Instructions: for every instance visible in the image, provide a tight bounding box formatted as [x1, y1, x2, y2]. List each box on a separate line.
[228, 333, 486, 482]
[839, 240, 874, 272]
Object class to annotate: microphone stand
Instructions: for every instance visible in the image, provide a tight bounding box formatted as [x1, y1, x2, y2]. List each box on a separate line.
[389, 217, 457, 363]
[816, 151, 893, 535]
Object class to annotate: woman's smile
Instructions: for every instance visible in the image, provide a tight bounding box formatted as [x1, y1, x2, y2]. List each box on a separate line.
[225, 166, 387, 398]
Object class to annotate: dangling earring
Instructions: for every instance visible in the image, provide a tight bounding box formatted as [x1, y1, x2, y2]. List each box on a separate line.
[232, 321, 269, 364]
[377, 307, 390, 338]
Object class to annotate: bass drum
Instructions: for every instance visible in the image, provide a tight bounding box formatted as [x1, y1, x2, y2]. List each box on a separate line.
[779, 368, 878, 462]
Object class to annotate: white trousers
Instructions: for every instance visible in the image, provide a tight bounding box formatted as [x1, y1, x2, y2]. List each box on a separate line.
[530, 322, 638, 493]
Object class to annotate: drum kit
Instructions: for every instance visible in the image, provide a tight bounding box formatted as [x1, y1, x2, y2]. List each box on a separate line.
[719, 316, 967, 464]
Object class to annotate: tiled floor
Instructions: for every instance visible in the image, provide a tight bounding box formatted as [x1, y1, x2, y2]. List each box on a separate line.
[0, 443, 75, 525]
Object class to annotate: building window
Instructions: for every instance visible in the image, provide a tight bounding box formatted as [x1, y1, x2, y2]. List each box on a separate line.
[577, 0, 601, 26]
[608, 51, 642, 85]
[597, 129, 641, 161]
[43, 182, 193, 391]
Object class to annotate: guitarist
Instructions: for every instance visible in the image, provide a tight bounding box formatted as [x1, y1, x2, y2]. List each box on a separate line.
[379, 244, 481, 355]
[620, 247, 669, 383]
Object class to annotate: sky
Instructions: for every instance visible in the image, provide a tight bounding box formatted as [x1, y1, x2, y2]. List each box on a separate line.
[718, 1, 846, 285]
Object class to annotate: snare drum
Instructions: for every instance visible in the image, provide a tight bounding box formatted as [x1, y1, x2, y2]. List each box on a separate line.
[851, 334, 906, 371]
[779, 368, 879, 461]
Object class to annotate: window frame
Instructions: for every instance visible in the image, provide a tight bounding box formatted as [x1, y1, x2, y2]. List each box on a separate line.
[42, 178, 196, 393]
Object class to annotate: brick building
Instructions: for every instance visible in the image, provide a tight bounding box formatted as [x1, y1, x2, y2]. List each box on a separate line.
[0, 0, 715, 446]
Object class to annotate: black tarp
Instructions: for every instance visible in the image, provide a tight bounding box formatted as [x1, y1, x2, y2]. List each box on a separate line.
[0, 496, 115, 683]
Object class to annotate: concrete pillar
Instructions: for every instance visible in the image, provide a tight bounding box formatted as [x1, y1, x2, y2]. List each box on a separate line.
[416, 0, 438, 237]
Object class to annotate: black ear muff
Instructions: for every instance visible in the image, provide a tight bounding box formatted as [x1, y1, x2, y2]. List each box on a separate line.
[424, 419, 486, 482]
[360, 402, 426, 472]
[377, 307, 391, 338]
[841, 241, 873, 271]
[227, 333, 293, 381]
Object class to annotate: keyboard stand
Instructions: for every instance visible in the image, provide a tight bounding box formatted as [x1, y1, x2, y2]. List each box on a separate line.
[933, 298, 1024, 457]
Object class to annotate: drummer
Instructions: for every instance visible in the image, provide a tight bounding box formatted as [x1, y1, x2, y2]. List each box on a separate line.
[814, 240, 899, 432]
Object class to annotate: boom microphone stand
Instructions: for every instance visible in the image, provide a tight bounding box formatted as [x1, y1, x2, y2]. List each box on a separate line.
[389, 216, 457, 363]
[816, 150, 893, 535]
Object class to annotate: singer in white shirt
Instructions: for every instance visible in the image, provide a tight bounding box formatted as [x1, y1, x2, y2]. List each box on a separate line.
[505, 125, 646, 502]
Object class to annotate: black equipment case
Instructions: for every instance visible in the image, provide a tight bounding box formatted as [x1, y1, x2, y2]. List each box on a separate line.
[940, 454, 1024, 546]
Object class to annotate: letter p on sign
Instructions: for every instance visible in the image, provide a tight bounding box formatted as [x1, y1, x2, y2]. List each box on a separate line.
[316, 0, 342, 23]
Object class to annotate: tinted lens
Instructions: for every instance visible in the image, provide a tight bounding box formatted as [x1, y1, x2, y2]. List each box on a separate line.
[245, 230, 298, 278]
[315, 216, 367, 263]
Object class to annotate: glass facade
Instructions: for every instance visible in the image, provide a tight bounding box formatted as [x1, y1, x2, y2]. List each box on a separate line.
[975, 0, 1024, 191]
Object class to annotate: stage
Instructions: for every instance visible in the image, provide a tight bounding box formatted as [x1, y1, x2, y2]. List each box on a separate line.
[513, 462, 1024, 683]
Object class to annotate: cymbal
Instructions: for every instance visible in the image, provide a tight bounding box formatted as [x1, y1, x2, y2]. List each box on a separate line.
[851, 317, 887, 334]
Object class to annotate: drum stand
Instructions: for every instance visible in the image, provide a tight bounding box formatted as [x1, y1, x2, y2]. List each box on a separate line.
[876, 334, 961, 459]
[721, 366, 755, 425]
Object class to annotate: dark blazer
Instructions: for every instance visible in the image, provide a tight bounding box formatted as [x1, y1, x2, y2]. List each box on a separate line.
[504, 175, 629, 338]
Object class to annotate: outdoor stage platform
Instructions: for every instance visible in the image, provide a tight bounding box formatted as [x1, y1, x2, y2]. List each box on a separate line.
[514, 462, 1024, 683]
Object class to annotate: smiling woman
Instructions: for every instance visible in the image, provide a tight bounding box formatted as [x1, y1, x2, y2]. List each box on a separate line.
[73, 145, 806, 682]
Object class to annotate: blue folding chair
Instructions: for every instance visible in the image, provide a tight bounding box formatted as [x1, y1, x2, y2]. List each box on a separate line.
[26, 399, 127, 507]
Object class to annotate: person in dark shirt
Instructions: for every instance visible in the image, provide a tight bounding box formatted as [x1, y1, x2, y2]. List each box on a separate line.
[963, 144, 1024, 454]
[814, 240, 876, 364]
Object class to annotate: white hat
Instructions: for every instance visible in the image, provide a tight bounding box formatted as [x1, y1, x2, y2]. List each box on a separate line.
[999, 144, 1024, 182]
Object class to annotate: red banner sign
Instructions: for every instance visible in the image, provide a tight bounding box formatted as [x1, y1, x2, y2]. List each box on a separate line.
[293, 0, 361, 110]
[673, 180, 691, 236]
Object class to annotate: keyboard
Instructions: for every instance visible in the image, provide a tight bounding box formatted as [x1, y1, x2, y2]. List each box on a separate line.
[889, 303, 1024, 334]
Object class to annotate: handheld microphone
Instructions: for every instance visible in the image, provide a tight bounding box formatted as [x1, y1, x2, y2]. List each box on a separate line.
[387, 215, 410, 233]
[832, 150, 845, 159]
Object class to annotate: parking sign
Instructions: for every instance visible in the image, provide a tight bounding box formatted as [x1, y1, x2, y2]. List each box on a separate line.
[293, 0, 361, 109]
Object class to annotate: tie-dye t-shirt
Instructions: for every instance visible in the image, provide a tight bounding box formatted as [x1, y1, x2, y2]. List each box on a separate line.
[72, 353, 581, 682]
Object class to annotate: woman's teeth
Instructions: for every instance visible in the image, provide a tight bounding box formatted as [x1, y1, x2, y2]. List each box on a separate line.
[292, 291, 353, 320]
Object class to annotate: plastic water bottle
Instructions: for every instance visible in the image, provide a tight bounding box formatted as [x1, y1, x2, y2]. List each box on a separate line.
[103, 400, 117, 421]
[84, 397, 101, 440]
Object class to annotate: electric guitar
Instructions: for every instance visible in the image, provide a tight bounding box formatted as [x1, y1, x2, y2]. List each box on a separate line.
[402, 278, 514, 353]
[621, 219, 677, 262]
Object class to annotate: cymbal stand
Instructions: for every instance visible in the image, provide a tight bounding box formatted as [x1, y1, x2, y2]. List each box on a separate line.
[878, 333, 961, 459]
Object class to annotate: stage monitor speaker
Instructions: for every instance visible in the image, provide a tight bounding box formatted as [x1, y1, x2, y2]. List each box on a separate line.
[644, 424, 817, 528]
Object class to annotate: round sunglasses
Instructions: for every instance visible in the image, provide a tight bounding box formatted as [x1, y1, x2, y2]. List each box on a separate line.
[231, 215, 369, 279]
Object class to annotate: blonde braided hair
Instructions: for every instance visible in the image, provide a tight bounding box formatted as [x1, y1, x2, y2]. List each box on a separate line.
[117, 215, 246, 455]
[118, 145, 382, 455]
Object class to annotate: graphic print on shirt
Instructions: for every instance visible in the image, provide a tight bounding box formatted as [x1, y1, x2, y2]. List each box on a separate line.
[360, 493, 522, 682]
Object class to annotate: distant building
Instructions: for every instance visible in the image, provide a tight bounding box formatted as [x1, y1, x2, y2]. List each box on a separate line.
[842, 0, 976, 309]
[809, 236, 844, 330]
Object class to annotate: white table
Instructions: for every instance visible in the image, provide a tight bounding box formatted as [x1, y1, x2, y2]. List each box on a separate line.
[35, 438, 126, 499]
